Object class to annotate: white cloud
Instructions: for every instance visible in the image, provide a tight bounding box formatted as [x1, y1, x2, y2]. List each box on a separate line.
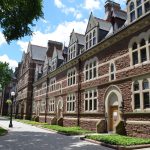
[54, 0, 82, 19]
[0, 54, 18, 71]
[54, 0, 65, 8]
[83, 0, 101, 10]
[17, 20, 88, 50]
[0, 32, 6, 46]
[17, 41, 28, 52]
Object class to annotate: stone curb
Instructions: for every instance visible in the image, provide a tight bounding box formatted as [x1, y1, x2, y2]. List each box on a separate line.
[80, 137, 150, 150]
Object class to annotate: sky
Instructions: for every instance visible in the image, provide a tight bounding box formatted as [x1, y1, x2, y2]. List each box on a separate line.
[0, 0, 126, 71]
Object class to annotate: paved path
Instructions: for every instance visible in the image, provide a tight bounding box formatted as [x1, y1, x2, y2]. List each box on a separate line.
[0, 117, 113, 150]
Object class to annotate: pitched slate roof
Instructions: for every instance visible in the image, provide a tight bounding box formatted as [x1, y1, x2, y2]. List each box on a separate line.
[76, 33, 84, 45]
[113, 10, 127, 20]
[94, 17, 111, 31]
[30, 44, 47, 61]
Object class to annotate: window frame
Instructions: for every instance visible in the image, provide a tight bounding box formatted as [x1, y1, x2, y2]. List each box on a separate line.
[67, 68, 76, 86]
[66, 93, 76, 112]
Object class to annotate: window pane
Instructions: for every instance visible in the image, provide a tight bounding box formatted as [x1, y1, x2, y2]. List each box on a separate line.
[94, 99, 97, 110]
[94, 91, 97, 97]
[130, 2, 135, 11]
[137, 6, 142, 17]
[93, 68, 97, 78]
[85, 100, 88, 111]
[93, 37, 96, 45]
[140, 48, 147, 62]
[134, 93, 140, 109]
[132, 42, 137, 50]
[145, 1, 150, 13]
[130, 11, 135, 22]
[143, 80, 149, 90]
[89, 99, 92, 110]
[89, 70, 92, 79]
[86, 71, 88, 80]
[137, 0, 141, 6]
[89, 92, 92, 98]
[134, 81, 139, 91]
[140, 39, 146, 47]
[133, 51, 138, 65]
[111, 74, 115, 80]
[111, 64, 114, 72]
[144, 92, 150, 109]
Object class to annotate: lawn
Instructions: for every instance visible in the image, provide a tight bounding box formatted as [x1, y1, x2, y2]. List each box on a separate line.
[16, 119, 92, 135]
[0, 127, 7, 136]
[42, 125, 93, 135]
[86, 134, 150, 146]
[16, 119, 48, 126]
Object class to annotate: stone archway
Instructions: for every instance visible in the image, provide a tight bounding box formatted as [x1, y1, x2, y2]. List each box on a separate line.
[104, 85, 123, 132]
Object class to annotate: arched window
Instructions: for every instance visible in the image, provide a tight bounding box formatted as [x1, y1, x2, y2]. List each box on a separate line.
[109, 63, 116, 81]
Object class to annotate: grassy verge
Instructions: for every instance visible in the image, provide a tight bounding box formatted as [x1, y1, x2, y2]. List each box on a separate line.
[42, 125, 92, 135]
[0, 127, 7, 136]
[15, 119, 48, 126]
[16, 119, 92, 135]
[86, 134, 150, 146]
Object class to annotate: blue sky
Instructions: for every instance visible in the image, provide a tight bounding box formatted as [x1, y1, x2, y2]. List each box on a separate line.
[0, 0, 126, 70]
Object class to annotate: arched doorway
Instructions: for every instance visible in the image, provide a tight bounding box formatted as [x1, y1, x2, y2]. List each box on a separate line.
[57, 97, 63, 119]
[105, 85, 122, 132]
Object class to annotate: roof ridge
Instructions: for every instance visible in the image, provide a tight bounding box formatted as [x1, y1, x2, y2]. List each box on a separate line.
[31, 44, 47, 49]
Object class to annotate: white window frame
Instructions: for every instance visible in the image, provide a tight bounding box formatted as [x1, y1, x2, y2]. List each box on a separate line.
[51, 58, 57, 71]
[48, 98, 55, 113]
[66, 93, 76, 112]
[132, 77, 150, 112]
[68, 44, 77, 61]
[84, 57, 98, 81]
[84, 88, 98, 112]
[67, 68, 76, 86]
[49, 78, 56, 92]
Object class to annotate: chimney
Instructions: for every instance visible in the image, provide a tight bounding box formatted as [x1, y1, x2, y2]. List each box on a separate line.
[105, 0, 121, 21]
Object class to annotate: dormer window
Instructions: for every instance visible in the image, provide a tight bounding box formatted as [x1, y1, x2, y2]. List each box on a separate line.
[93, 30, 96, 45]
[136, 0, 142, 17]
[89, 33, 92, 48]
[68, 44, 76, 61]
[51, 58, 57, 71]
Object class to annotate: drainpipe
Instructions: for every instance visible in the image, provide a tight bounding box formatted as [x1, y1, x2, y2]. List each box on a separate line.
[77, 58, 81, 126]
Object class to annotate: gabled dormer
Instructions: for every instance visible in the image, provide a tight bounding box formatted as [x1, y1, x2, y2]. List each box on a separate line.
[68, 29, 84, 61]
[85, 12, 111, 50]
[50, 46, 64, 71]
[127, 0, 149, 24]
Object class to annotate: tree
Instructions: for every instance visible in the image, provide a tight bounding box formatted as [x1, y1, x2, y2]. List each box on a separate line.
[0, 0, 43, 43]
[0, 61, 12, 88]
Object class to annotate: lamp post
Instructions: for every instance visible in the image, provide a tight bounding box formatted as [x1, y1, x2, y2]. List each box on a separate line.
[0, 84, 2, 114]
[9, 91, 15, 128]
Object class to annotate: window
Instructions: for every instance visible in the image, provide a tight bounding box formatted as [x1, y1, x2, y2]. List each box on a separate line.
[86, 35, 88, 49]
[89, 33, 92, 48]
[48, 98, 55, 112]
[84, 89, 98, 112]
[68, 44, 76, 61]
[136, 0, 142, 18]
[67, 93, 76, 112]
[51, 58, 57, 71]
[67, 68, 76, 86]
[93, 30, 96, 45]
[85, 58, 97, 81]
[40, 100, 45, 113]
[131, 38, 149, 65]
[133, 79, 150, 110]
[109, 63, 116, 81]
[49, 78, 56, 92]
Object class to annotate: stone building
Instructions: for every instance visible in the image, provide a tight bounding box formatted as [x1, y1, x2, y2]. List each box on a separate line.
[16, 42, 47, 119]
[32, 0, 149, 138]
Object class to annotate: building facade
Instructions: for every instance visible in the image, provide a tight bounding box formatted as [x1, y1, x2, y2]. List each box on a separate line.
[16, 0, 150, 138]
[16, 43, 47, 119]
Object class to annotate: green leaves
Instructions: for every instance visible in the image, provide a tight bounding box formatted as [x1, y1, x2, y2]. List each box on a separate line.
[0, 0, 43, 43]
[0, 61, 12, 88]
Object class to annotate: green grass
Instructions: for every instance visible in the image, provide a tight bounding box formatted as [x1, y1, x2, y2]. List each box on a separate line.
[16, 119, 48, 126]
[86, 134, 150, 146]
[42, 125, 92, 135]
[0, 127, 7, 136]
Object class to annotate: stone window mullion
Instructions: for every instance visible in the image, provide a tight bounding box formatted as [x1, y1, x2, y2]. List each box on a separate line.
[139, 80, 144, 110]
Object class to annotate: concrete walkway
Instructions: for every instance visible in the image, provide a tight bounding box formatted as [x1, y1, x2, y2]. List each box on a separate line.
[0, 117, 113, 150]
